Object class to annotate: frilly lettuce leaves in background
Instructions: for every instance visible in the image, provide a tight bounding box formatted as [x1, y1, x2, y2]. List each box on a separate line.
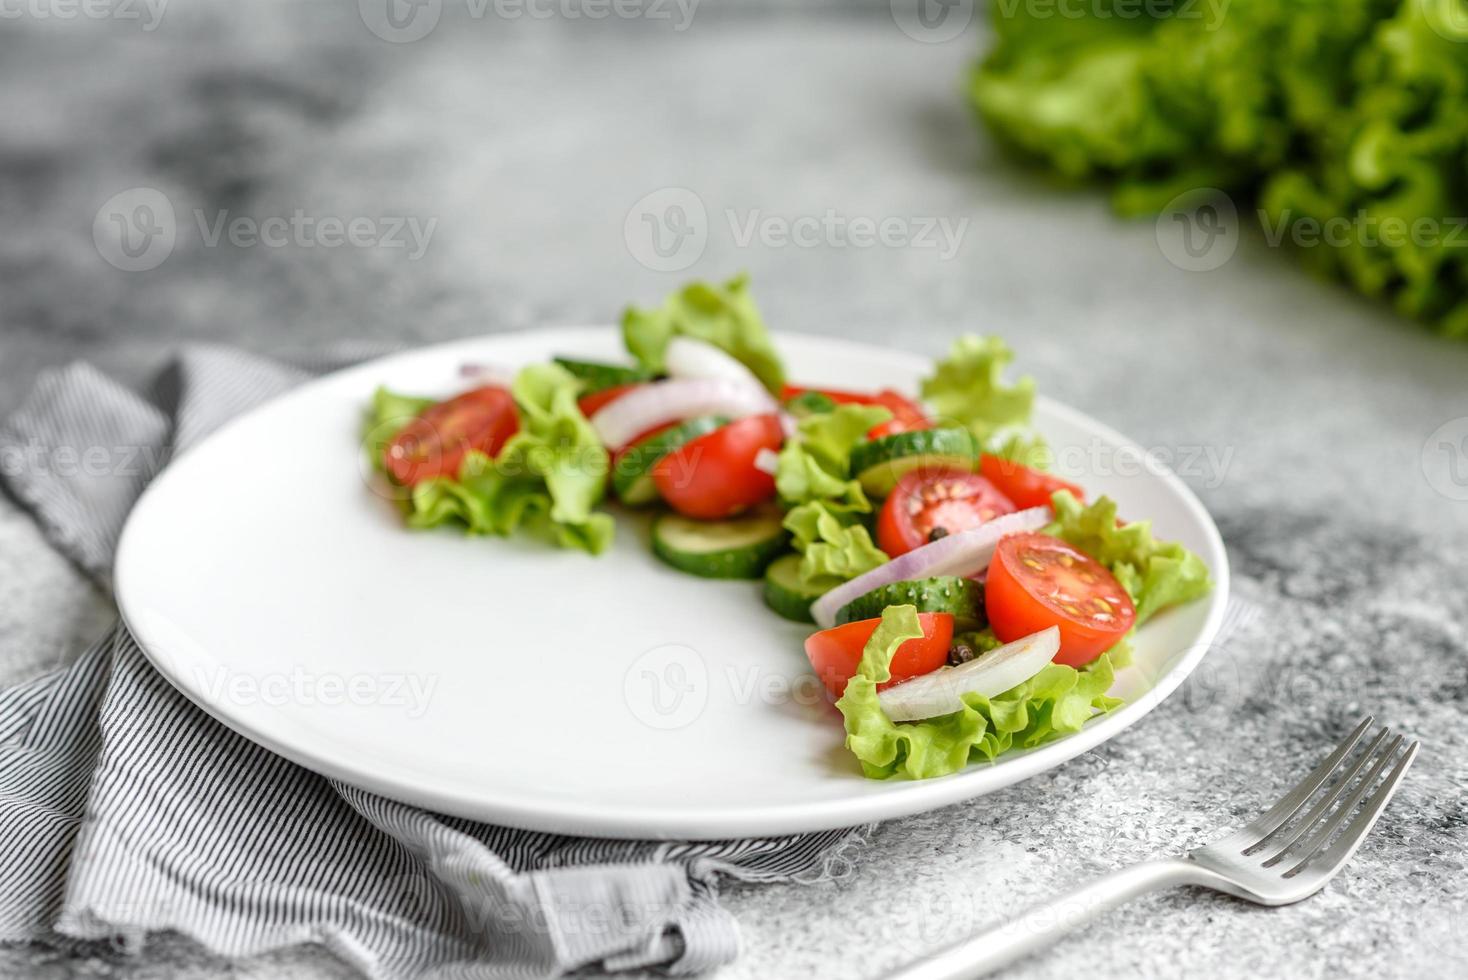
[1045, 490, 1211, 625]
[837, 605, 1123, 780]
[365, 364, 614, 555]
[970, 0, 1468, 336]
[921, 335, 1042, 457]
[622, 272, 787, 391]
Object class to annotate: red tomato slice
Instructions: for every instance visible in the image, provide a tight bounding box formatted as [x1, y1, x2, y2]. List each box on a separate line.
[877, 468, 1016, 557]
[651, 414, 782, 519]
[979, 455, 1086, 511]
[577, 383, 641, 419]
[781, 385, 932, 439]
[804, 612, 953, 699]
[384, 386, 518, 487]
[985, 532, 1135, 667]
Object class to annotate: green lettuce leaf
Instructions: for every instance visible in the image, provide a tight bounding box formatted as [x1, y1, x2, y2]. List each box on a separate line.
[363, 387, 435, 473]
[1045, 490, 1210, 624]
[369, 366, 615, 555]
[921, 335, 1037, 444]
[621, 273, 786, 392]
[783, 501, 889, 593]
[837, 605, 1123, 780]
[970, 0, 1468, 336]
[774, 403, 892, 512]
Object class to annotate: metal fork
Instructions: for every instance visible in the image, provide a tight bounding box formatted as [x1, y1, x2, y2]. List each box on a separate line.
[890, 717, 1418, 980]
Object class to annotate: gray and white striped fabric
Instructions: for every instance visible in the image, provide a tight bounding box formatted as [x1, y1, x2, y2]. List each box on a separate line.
[0, 346, 870, 978]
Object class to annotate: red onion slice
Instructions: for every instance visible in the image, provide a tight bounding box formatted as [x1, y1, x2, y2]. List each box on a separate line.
[809, 506, 1050, 629]
[878, 626, 1060, 721]
[458, 362, 520, 386]
[664, 337, 768, 391]
[590, 378, 777, 449]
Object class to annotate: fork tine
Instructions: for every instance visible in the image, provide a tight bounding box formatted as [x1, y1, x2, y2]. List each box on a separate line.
[1285, 740, 1419, 879]
[1258, 732, 1402, 865]
[1231, 717, 1372, 846]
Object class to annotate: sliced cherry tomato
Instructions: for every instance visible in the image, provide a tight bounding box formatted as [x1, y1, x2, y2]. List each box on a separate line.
[651, 414, 782, 519]
[577, 382, 641, 419]
[877, 468, 1016, 557]
[781, 385, 932, 439]
[978, 455, 1085, 511]
[384, 386, 518, 487]
[804, 612, 954, 699]
[985, 532, 1135, 667]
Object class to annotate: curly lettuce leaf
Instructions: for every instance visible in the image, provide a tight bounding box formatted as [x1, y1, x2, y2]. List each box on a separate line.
[1045, 490, 1210, 624]
[970, 0, 1468, 335]
[775, 403, 892, 512]
[837, 605, 1123, 780]
[621, 273, 786, 392]
[783, 501, 888, 593]
[499, 363, 611, 530]
[370, 366, 615, 555]
[364, 387, 435, 473]
[921, 335, 1037, 445]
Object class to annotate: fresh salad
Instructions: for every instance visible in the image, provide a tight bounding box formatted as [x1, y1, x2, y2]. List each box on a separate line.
[365, 274, 1212, 780]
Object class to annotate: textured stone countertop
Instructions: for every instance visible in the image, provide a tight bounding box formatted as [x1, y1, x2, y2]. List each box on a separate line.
[1, 4, 1465, 979]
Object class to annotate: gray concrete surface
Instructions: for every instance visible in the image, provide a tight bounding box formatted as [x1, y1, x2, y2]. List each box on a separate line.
[1, 3, 1465, 978]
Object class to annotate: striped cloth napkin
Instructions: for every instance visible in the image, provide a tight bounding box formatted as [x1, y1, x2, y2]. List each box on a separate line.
[0, 345, 868, 978]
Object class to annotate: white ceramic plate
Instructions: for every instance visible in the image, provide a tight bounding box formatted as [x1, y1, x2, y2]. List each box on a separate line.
[115, 328, 1229, 840]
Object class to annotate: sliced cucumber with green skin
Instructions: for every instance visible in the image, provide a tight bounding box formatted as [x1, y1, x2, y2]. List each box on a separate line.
[783, 390, 837, 418]
[850, 427, 979, 497]
[762, 553, 826, 623]
[612, 415, 729, 506]
[652, 511, 788, 579]
[553, 356, 652, 394]
[834, 576, 986, 629]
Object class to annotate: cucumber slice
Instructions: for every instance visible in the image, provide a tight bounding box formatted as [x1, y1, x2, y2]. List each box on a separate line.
[762, 554, 825, 623]
[611, 415, 729, 506]
[850, 427, 979, 497]
[834, 576, 986, 629]
[554, 356, 652, 394]
[652, 511, 788, 579]
[783, 390, 837, 418]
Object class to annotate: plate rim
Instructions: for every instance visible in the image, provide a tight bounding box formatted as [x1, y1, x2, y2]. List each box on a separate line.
[116, 326, 1230, 840]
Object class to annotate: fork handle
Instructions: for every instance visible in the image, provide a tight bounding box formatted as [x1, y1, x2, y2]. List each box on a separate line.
[887, 859, 1207, 980]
